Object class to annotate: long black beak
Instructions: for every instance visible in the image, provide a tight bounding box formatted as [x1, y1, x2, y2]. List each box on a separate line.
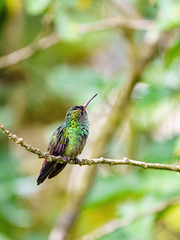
[83, 94, 98, 108]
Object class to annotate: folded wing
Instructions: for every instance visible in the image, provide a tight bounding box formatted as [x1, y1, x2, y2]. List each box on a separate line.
[37, 125, 69, 185]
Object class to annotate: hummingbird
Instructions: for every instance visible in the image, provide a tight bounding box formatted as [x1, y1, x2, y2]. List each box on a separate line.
[37, 94, 97, 185]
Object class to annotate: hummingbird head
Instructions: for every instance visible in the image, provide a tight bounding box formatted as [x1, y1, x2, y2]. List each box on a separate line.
[66, 94, 97, 126]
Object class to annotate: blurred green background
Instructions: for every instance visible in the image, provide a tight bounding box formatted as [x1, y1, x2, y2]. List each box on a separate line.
[1, 0, 180, 240]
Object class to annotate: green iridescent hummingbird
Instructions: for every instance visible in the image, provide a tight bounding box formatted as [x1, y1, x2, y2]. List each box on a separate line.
[37, 94, 97, 185]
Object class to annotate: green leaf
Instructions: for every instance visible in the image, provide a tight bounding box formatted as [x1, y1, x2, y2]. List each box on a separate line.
[25, 0, 53, 15]
[47, 65, 104, 102]
[157, 0, 180, 31]
[99, 217, 154, 240]
[84, 174, 144, 207]
[54, 10, 80, 41]
[136, 137, 176, 164]
[0, 0, 6, 15]
[116, 196, 158, 219]
[165, 37, 180, 66]
[0, 233, 11, 240]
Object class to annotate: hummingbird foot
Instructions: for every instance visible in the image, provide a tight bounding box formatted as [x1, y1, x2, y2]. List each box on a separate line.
[64, 156, 70, 163]
[74, 158, 79, 164]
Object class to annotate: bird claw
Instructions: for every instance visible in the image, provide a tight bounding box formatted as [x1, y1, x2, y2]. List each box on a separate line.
[63, 157, 78, 164]
[74, 158, 79, 164]
[64, 157, 70, 163]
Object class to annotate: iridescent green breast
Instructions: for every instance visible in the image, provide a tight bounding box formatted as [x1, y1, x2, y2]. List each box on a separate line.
[63, 124, 89, 158]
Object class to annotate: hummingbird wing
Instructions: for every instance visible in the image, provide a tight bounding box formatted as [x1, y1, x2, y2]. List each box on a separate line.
[37, 125, 69, 185]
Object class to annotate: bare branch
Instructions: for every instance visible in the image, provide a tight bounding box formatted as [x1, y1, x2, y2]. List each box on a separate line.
[0, 123, 179, 173]
[0, 16, 155, 69]
[0, 33, 60, 69]
[78, 15, 155, 34]
[80, 196, 180, 240]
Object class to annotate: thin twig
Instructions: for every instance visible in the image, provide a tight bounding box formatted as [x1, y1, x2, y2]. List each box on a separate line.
[80, 196, 180, 240]
[0, 123, 179, 172]
[0, 16, 155, 69]
[0, 32, 60, 69]
[78, 15, 155, 34]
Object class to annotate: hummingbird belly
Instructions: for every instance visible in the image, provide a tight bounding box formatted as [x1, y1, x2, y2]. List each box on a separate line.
[63, 127, 88, 159]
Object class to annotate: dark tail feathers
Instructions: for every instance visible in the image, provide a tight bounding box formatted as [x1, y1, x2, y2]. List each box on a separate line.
[48, 163, 67, 179]
[37, 159, 67, 185]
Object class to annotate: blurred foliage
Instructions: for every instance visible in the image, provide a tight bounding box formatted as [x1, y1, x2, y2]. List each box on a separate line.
[0, 0, 180, 240]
